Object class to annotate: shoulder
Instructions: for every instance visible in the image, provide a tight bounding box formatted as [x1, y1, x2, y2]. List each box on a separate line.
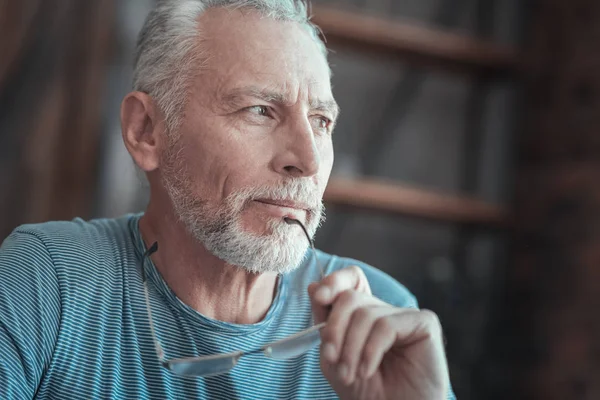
[315, 250, 418, 309]
[3, 214, 137, 262]
[1, 214, 139, 291]
[9, 215, 135, 250]
[0, 226, 56, 278]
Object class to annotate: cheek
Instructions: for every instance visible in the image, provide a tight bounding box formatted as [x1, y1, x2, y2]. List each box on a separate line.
[169, 140, 224, 199]
[317, 143, 334, 193]
[320, 140, 334, 171]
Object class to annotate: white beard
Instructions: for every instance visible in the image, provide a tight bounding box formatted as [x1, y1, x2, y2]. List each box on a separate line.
[161, 141, 324, 274]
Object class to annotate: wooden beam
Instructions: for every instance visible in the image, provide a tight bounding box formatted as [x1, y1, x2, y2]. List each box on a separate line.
[311, 5, 520, 76]
[324, 178, 510, 228]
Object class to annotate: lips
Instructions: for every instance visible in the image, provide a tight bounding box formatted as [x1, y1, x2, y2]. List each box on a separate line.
[254, 198, 311, 212]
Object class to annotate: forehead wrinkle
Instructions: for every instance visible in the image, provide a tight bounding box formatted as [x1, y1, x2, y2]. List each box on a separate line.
[221, 85, 291, 106]
[221, 84, 338, 117]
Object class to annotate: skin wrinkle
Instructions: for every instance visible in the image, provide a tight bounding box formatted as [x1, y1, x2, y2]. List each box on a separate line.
[220, 85, 339, 125]
[126, 7, 334, 324]
[133, 0, 328, 132]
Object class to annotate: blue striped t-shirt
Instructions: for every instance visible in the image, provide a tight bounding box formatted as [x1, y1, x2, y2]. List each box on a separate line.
[0, 214, 446, 399]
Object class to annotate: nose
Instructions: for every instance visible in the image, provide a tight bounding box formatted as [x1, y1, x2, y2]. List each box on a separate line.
[272, 117, 320, 178]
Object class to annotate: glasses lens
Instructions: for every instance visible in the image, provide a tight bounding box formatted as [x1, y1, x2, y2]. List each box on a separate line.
[166, 352, 243, 377]
[263, 322, 325, 359]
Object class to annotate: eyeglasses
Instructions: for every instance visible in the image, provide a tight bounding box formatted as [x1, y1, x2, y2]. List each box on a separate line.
[140, 217, 326, 377]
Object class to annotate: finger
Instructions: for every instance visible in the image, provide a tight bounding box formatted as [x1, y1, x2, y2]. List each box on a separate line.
[319, 341, 338, 385]
[337, 306, 400, 385]
[360, 309, 447, 381]
[309, 266, 370, 324]
[308, 282, 330, 324]
[312, 266, 371, 306]
[319, 290, 384, 365]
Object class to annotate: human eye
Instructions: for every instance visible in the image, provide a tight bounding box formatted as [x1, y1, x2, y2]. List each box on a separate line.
[311, 115, 333, 134]
[245, 105, 270, 117]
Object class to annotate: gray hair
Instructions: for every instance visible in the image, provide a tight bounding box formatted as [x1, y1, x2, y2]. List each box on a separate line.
[132, 0, 327, 132]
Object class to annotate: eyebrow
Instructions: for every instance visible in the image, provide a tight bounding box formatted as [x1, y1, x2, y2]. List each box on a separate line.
[222, 86, 340, 121]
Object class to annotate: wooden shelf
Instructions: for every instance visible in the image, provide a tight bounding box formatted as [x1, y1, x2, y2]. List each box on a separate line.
[311, 5, 519, 76]
[324, 178, 510, 228]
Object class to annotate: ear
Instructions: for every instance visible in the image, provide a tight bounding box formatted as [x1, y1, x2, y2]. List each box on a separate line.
[120, 91, 166, 172]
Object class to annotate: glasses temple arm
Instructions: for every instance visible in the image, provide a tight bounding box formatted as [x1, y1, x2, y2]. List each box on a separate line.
[141, 242, 167, 362]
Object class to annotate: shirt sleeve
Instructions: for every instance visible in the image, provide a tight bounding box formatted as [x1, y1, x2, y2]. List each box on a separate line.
[0, 230, 61, 399]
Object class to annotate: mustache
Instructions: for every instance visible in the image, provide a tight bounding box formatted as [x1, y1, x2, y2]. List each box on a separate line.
[229, 180, 323, 212]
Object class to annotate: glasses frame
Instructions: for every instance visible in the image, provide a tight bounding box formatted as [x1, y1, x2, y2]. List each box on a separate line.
[140, 218, 326, 377]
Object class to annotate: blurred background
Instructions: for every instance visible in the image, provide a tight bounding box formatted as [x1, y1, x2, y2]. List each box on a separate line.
[2, 0, 598, 398]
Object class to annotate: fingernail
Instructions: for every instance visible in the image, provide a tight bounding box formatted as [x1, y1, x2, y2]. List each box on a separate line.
[323, 342, 337, 363]
[315, 287, 331, 302]
[338, 363, 349, 382]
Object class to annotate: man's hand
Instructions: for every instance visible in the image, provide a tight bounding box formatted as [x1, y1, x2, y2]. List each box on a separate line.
[308, 266, 450, 400]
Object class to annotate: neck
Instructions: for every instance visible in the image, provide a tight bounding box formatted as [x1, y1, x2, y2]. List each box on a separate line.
[139, 201, 279, 324]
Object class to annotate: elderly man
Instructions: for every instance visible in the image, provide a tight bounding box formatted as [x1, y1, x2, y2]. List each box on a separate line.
[0, 1, 455, 399]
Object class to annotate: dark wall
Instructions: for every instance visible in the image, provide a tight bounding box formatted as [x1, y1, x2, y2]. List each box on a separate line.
[513, 0, 600, 398]
[0, 0, 114, 239]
